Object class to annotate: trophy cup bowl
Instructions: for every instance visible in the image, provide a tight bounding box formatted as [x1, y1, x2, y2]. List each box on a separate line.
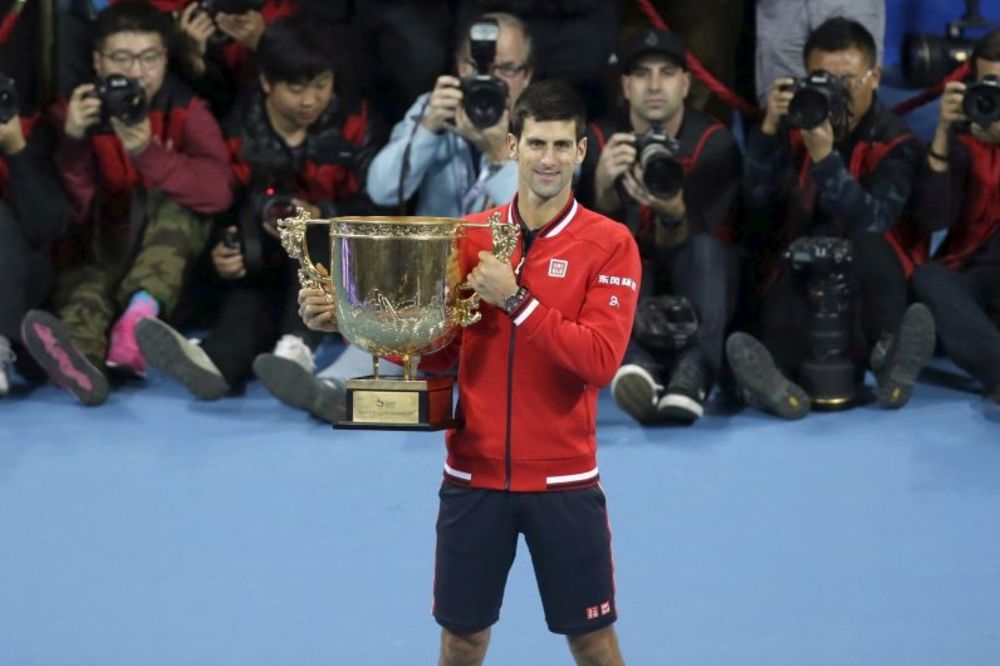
[279, 208, 518, 430]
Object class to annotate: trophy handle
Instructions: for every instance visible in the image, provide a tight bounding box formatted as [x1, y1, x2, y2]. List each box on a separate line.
[452, 211, 521, 328]
[278, 207, 334, 292]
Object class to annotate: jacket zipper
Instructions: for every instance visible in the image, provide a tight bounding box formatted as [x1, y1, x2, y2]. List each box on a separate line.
[503, 324, 516, 491]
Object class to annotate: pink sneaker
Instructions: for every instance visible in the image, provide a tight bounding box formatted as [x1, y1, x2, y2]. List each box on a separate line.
[21, 310, 109, 406]
[106, 291, 159, 376]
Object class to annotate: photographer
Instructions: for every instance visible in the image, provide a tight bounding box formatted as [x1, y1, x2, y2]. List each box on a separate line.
[177, 0, 299, 115]
[136, 15, 381, 414]
[578, 29, 741, 424]
[366, 12, 533, 217]
[728, 17, 934, 419]
[0, 103, 69, 396]
[21, 3, 232, 406]
[911, 28, 1000, 413]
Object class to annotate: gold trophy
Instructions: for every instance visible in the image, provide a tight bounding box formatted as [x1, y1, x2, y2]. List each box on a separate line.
[279, 209, 518, 430]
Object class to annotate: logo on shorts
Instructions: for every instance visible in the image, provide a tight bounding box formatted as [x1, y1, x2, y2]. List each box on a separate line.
[585, 600, 612, 620]
[548, 258, 568, 278]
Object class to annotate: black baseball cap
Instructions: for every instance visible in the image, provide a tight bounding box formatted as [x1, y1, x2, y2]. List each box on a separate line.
[619, 29, 688, 73]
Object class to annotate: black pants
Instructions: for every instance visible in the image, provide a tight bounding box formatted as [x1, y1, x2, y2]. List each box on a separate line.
[0, 202, 53, 343]
[912, 261, 1000, 393]
[625, 233, 740, 388]
[200, 264, 320, 387]
[757, 232, 908, 377]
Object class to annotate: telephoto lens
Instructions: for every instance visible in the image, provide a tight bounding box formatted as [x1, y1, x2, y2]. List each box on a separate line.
[785, 236, 857, 409]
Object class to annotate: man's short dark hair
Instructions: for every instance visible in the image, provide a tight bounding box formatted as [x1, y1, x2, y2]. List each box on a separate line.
[511, 81, 586, 140]
[803, 17, 878, 69]
[972, 27, 1000, 79]
[257, 16, 336, 85]
[94, 1, 174, 52]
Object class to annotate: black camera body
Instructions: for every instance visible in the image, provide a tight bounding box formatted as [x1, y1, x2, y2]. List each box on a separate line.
[235, 183, 299, 274]
[200, 0, 264, 16]
[94, 75, 148, 126]
[785, 236, 857, 409]
[785, 72, 849, 131]
[633, 294, 699, 354]
[460, 19, 508, 129]
[633, 125, 684, 200]
[963, 75, 1000, 127]
[0, 73, 19, 124]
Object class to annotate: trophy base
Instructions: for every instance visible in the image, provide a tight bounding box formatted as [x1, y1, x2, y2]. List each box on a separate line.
[335, 375, 458, 431]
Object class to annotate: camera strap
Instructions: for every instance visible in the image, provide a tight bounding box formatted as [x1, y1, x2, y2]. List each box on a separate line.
[461, 160, 495, 214]
[0, 0, 27, 46]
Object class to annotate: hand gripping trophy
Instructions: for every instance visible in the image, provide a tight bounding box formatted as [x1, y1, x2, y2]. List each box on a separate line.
[279, 209, 519, 429]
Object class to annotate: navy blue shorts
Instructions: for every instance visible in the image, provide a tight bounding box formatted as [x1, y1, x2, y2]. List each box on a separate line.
[432, 482, 617, 635]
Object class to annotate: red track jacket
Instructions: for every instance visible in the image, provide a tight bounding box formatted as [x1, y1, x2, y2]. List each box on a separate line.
[424, 195, 641, 492]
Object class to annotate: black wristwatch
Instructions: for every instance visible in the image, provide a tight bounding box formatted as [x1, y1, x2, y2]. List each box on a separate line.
[501, 286, 529, 315]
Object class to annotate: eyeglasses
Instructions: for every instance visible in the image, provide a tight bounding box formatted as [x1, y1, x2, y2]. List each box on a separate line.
[836, 69, 874, 90]
[463, 59, 529, 79]
[103, 49, 166, 70]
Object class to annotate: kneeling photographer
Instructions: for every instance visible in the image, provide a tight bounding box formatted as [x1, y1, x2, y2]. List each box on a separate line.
[911, 28, 1000, 415]
[137, 15, 382, 420]
[579, 29, 741, 424]
[366, 13, 533, 217]
[729, 17, 935, 420]
[0, 74, 69, 396]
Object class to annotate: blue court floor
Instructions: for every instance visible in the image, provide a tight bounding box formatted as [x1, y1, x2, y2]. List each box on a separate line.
[1, 342, 998, 666]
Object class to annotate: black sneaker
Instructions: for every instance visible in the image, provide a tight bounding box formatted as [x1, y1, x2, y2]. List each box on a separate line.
[20, 310, 109, 406]
[726, 332, 810, 420]
[657, 353, 707, 422]
[611, 364, 661, 423]
[253, 353, 346, 424]
[136, 318, 228, 400]
[872, 303, 936, 409]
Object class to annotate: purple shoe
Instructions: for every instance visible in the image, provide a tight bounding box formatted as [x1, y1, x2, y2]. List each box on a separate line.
[21, 310, 109, 406]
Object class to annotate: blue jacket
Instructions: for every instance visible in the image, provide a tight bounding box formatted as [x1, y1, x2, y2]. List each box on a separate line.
[366, 92, 518, 217]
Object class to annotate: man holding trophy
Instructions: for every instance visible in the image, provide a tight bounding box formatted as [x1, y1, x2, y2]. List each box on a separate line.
[297, 81, 639, 665]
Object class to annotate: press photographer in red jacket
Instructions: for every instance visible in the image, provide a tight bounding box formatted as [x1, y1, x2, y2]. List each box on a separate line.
[729, 17, 935, 419]
[911, 28, 1000, 414]
[578, 29, 742, 425]
[21, 2, 232, 406]
[137, 14, 382, 413]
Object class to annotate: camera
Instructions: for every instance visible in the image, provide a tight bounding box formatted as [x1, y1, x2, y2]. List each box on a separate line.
[633, 125, 684, 200]
[199, 0, 264, 17]
[0, 73, 19, 124]
[633, 295, 699, 354]
[784, 72, 849, 132]
[785, 236, 856, 409]
[902, 0, 994, 87]
[94, 75, 147, 126]
[255, 186, 298, 231]
[460, 19, 508, 129]
[963, 75, 1000, 127]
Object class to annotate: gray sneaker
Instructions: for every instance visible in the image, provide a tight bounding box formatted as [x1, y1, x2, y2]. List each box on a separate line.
[136, 318, 228, 400]
[611, 364, 661, 423]
[872, 302, 936, 409]
[253, 353, 345, 424]
[726, 332, 810, 420]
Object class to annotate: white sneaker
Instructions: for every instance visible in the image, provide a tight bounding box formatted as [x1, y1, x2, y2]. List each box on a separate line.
[0, 337, 14, 397]
[273, 334, 316, 374]
[135, 318, 228, 400]
[610, 364, 662, 423]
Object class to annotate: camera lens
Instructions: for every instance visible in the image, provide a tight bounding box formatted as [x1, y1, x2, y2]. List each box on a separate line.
[788, 87, 830, 130]
[641, 151, 684, 200]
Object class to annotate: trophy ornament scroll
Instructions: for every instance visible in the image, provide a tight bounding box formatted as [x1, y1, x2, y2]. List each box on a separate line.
[279, 208, 519, 430]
